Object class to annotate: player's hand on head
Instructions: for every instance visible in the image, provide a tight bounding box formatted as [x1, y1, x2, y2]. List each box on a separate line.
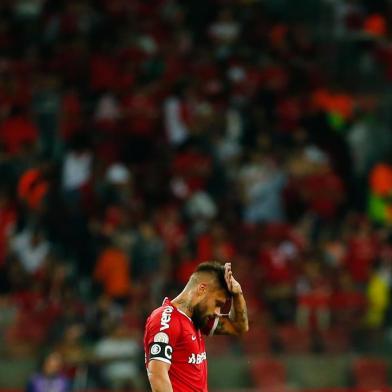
[224, 263, 232, 291]
[224, 262, 242, 295]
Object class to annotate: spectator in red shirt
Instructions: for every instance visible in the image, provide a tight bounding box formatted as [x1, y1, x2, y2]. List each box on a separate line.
[18, 166, 49, 212]
[121, 85, 160, 164]
[154, 205, 185, 256]
[345, 219, 379, 285]
[195, 222, 235, 262]
[59, 88, 82, 141]
[330, 272, 366, 328]
[176, 247, 200, 287]
[171, 143, 213, 197]
[296, 259, 332, 331]
[90, 52, 119, 93]
[259, 239, 298, 323]
[0, 190, 16, 267]
[121, 88, 158, 136]
[301, 166, 345, 220]
[0, 107, 38, 156]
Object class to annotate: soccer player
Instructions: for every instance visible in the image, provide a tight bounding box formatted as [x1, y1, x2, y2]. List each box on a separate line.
[144, 261, 249, 392]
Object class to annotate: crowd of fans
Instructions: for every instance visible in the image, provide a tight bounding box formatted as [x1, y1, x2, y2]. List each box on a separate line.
[1, 0, 392, 390]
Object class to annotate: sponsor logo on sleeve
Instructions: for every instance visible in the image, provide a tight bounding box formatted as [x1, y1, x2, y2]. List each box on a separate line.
[154, 332, 169, 343]
[160, 306, 173, 331]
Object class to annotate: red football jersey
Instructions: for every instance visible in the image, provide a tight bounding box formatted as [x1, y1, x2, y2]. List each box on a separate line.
[144, 298, 218, 392]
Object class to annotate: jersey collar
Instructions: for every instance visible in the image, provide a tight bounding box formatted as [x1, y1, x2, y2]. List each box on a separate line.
[163, 297, 193, 322]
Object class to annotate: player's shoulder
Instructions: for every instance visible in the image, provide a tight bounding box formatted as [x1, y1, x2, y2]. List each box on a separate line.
[146, 298, 182, 331]
[148, 298, 176, 318]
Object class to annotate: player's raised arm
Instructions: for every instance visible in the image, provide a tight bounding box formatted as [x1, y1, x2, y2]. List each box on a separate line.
[147, 360, 173, 392]
[214, 263, 249, 335]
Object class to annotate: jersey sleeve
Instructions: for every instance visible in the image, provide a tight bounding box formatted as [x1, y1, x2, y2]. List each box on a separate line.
[145, 306, 181, 365]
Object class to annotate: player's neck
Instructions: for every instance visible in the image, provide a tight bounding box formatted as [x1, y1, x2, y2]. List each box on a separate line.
[171, 292, 194, 318]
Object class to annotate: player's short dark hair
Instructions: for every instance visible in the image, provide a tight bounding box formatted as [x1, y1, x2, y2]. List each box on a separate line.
[194, 261, 229, 293]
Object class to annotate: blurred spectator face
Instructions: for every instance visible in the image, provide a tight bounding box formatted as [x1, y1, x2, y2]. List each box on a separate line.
[64, 324, 84, 343]
[339, 272, 355, 291]
[43, 352, 63, 376]
[97, 294, 112, 311]
[105, 163, 132, 190]
[31, 230, 44, 247]
[112, 324, 130, 339]
[358, 221, 372, 237]
[139, 222, 155, 239]
[210, 8, 240, 44]
[211, 223, 226, 241]
[304, 261, 321, 282]
[323, 238, 346, 267]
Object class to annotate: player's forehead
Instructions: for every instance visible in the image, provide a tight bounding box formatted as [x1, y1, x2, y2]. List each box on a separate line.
[210, 287, 228, 304]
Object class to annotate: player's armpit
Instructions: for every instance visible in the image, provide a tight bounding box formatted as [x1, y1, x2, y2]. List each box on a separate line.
[147, 359, 173, 392]
[213, 316, 241, 336]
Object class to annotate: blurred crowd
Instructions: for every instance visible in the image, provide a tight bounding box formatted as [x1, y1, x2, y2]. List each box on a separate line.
[1, 0, 392, 390]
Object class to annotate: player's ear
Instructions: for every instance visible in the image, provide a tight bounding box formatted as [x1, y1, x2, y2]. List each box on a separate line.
[197, 282, 207, 296]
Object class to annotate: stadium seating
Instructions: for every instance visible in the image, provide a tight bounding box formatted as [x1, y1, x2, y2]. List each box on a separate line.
[276, 325, 312, 353]
[352, 358, 389, 388]
[249, 357, 287, 390]
[240, 327, 271, 355]
[205, 335, 235, 356]
[319, 328, 351, 354]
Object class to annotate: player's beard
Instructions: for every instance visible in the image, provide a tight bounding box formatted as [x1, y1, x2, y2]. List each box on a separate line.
[191, 303, 208, 330]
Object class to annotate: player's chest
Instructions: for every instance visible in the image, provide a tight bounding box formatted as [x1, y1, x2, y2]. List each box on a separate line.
[176, 328, 206, 364]
[181, 328, 204, 349]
